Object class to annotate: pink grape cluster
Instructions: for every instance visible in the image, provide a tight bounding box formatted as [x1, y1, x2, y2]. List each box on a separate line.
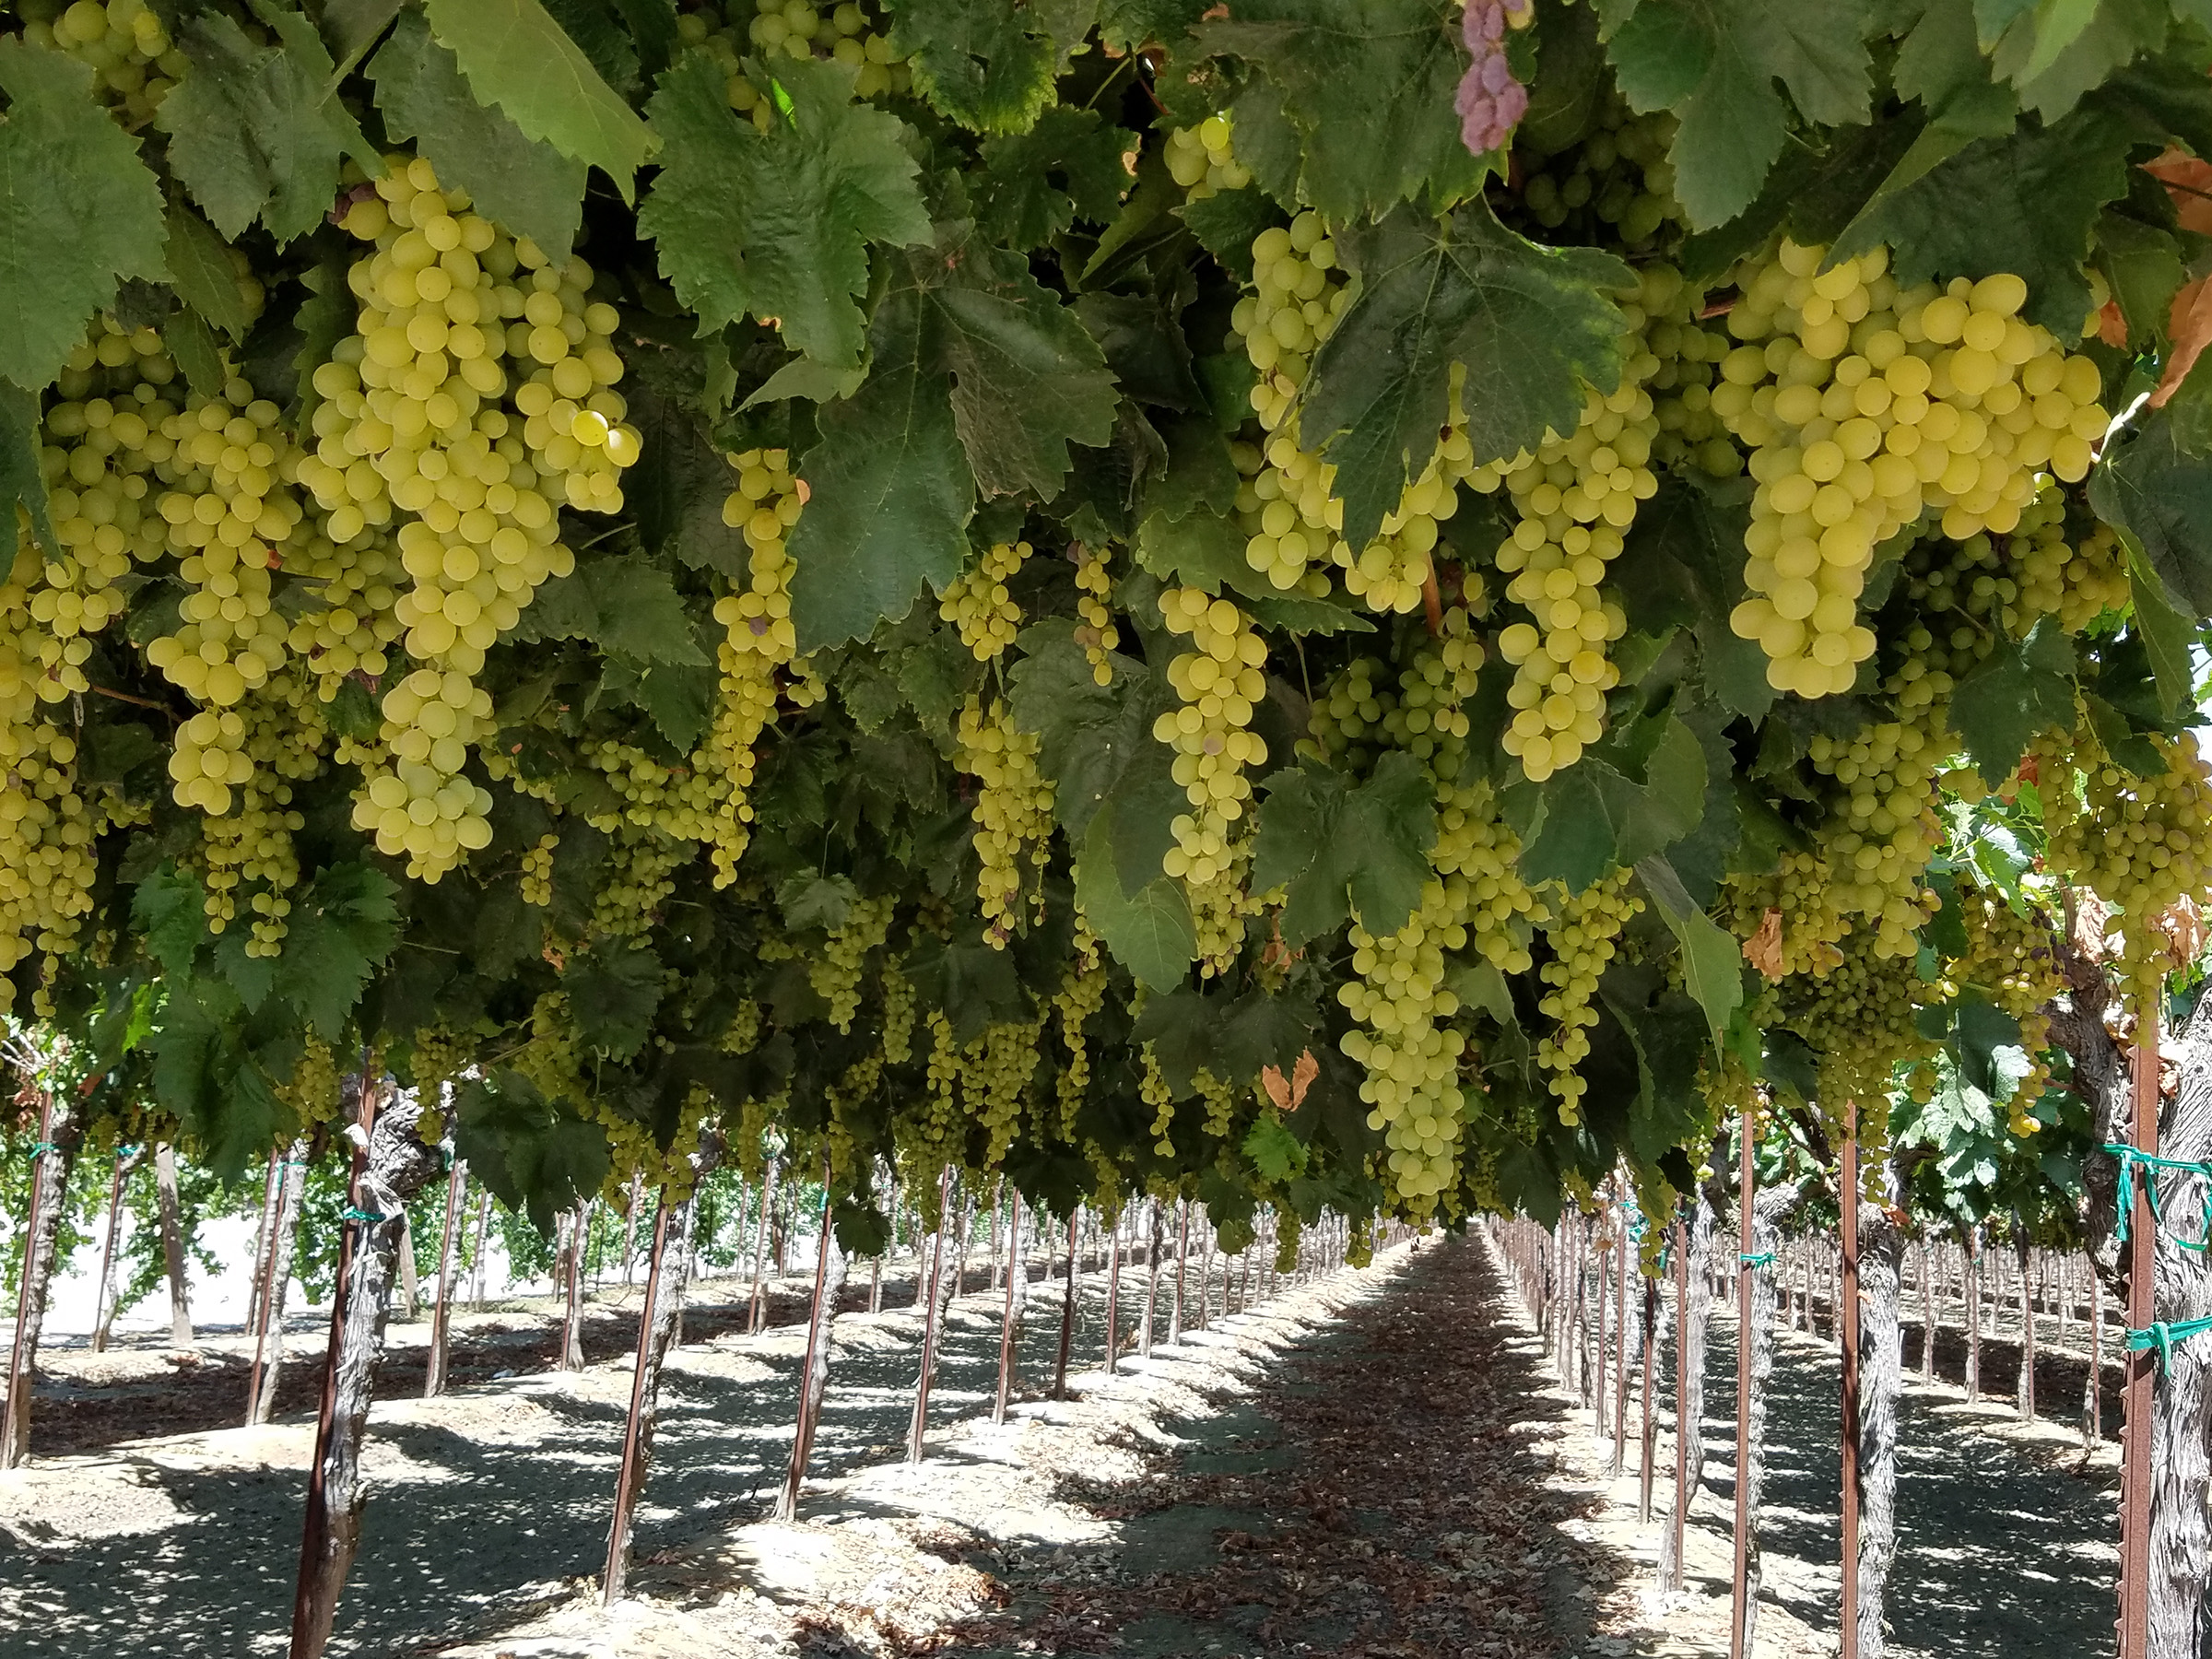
[1458, 0, 1532, 157]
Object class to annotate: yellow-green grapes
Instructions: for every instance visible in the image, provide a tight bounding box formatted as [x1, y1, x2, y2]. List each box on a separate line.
[920, 1010, 963, 1161]
[1804, 719, 1946, 959]
[1165, 112, 1248, 199]
[1785, 929, 1938, 1141]
[586, 826, 689, 941]
[1073, 544, 1120, 685]
[1509, 91, 1680, 253]
[1155, 586, 1269, 971]
[706, 446, 807, 883]
[880, 958, 914, 1064]
[683, 0, 911, 124]
[584, 738, 724, 842]
[1470, 276, 1665, 781]
[1195, 1068, 1239, 1139]
[20, 0, 184, 129]
[300, 153, 638, 878]
[1054, 946, 1107, 1139]
[1947, 884, 2063, 1135]
[277, 1035, 345, 1132]
[957, 694, 1055, 944]
[1338, 893, 1471, 1210]
[194, 683, 324, 954]
[963, 1018, 1043, 1167]
[1142, 1043, 1177, 1155]
[1535, 873, 1641, 1124]
[2042, 728, 2212, 999]
[940, 539, 1031, 660]
[520, 832, 557, 905]
[1715, 240, 2108, 698]
[810, 893, 894, 1031]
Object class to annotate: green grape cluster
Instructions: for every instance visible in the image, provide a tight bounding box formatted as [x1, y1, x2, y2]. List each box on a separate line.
[1946, 883, 2062, 1135]
[520, 832, 557, 906]
[1785, 927, 1940, 1139]
[940, 539, 1031, 661]
[1155, 586, 1269, 971]
[1165, 113, 1249, 199]
[512, 992, 586, 1103]
[585, 827, 688, 941]
[962, 1018, 1043, 1168]
[196, 681, 324, 954]
[685, 0, 911, 118]
[957, 693, 1054, 944]
[880, 958, 914, 1065]
[2042, 728, 2212, 998]
[723, 996, 763, 1055]
[1142, 1043, 1176, 1156]
[1716, 239, 2108, 698]
[1642, 271, 1744, 479]
[1195, 1068, 1240, 1140]
[1535, 873, 1641, 1124]
[920, 1010, 963, 1159]
[706, 446, 809, 883]
[1340, 897, 1472, 1209]
[584, 738, 723, 842]
[1803, 719, 1946, 959]
[276, 1035, 344, 1132]
[810, 893, 894, 1031]
[1509, 92, 1681, 253]
[20, 0, 183, 128]
[1231, 215, 1479, 611]
[301, 154, 639, 878]
[1073, 544, 1120, 686]
[1054, 945, 1107, 1138]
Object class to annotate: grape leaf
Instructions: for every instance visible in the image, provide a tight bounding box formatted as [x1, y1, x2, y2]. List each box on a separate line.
[422, 0, 656, 200]
[1244, 1112, 1309, 1181]
[1300, 200, 1634, 551]
[371, 9, 588, 262]
[1832, 82, 2148, 338]
[1517, 714, 1707, 889]
[453, 1067, 613, 1233]
[1194, 0, 1491, 224]
[1100, 0, 1211, 51]
[1603, 0, 1877, 230]
[133, 865, 212, 978]
[1609, 478, 1774, 720]
[1006, 621, 1166, 841]
[517, 554, 710, 664]
[777, 872, 859, 932]
[641, 53, 930, 370]
[0, 382, 55, 553]
[161, 202, 254, 340]
[320, 0, 406, 69]
[1635, 853, 1742, 1051]
[786, 288, 972, 649]
[278, 863, 401, 1040]
[885, 0, 1088, 136]
[1950, 618, 2077, 785]
[599, 654, 716, 752]
[1178, 187, 1285, 285]
[2088, 382, 2212, 624]
[788, 231, 1118, 647]
[904, 932, 1025, 1042]
[1248, 754, 1438, 947]
[0, 40, 165, 391]
[156, 10, 371, 244]
[1077, 804, 1195, 990]
[1988, 0, 2166, 122]
[977, 105, 1133, 248]
[564, 944, 664, 1058]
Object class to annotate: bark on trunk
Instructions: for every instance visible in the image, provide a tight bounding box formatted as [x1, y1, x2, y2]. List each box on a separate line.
[1140, 1199, 1162, 1359]
[91, 1146, 147, 1354]
[995, 1186, 1023, 1422]
[2016, 1224, 2037, 1422]
[747, 1158, 779, 1335]
[245, 1150, 283, 1344]
[559, 1206, 587, 1371]
[1856, 1178, 1906, 1659]
[1053, 1206, 1080, 1399]
[1, 1089, 82, 1468]
[776, 1182, 846, 1523]
[468, 1186, 492, 1308]
[1739, 1178, 1806, 1658]
[908, 1168, 956, 1461]
[1660, 1180, 1716, 1589]
[1197, 1209, 1213, 1329]
[1921, 1236, 1938, 1380]
[155, 1143, 194, 1347]
[250, 1142, 309, 1425]
[1964, 1225, 1982, 1402]
[1170, 1200, 1187, 1344]
[603, 1182, 688, 1603]
[289, 1086, 442, 1657]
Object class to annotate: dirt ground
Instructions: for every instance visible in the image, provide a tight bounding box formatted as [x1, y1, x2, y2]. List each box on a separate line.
[0, 1231, 2125, 1659]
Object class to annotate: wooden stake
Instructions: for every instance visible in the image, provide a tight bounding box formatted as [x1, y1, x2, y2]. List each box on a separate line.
[424, 1157, 466, 1398]
[995, 1186, 1022, 1423]
[906, 1165, 955, 1462]
[1103, 1199, 1122, 1375]
[1, 1089, 60, 1468]
[90, 1146, 137, 1354]
[777, 1172, 843, 1522]
[1668, 1214, 1689, 1591]
[603, 1193, 672, 1604]
[1053, 1205, 1080, 1399]
[1732, 1110, 1754, 1659]
[2116, 1006, 2159, 1659]
[1841, 1106, 1861, 1659]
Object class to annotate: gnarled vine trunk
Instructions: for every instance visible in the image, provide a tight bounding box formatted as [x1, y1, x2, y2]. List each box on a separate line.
[155, 1142, 194, 1347]
[2, 1088, 82, 1468]
[250, 1141, 309, 1426]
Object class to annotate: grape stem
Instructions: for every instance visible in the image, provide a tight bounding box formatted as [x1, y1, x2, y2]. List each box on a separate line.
[87, 683, 179, 718]
[1421, 568, 1442, 638]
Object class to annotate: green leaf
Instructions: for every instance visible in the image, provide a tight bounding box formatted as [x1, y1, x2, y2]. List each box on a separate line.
[564, 944, 664, 1058]
[167, 307, 226, 399]
[1832, 84, 2140, 339]
[628, 382, 747, 576]
[885, 0, 1087, 136]
[1636, 853, 1742, 1052]
[133, 865, 211, 977]
[1194, 0, 1490, 224]
[161, 202, 253, 340]
[1989, 0, 2166, 122]
[1244, 1112, 1309, 1181]
[788, 231, 1118, 648]
[1006, 621, 1166, 841]
[0, 40, 165, 390]
[279, 863, 402, 1040]
[1100, 0, 1210, 51]
[423, 0, 656, 200]
[641, 53, 930, 370]
[453, 1067, 612, 1234]
[2116, 527, 2196, 717]
[517, 553, 710, 664]
[1178, 187, 1285, 285]
[290, 252, 356, 441]
[1604, 0, 1877, 230]
[1518, 715, 1707, 889]
[904, 931, 1024, 1042]
[156, 11, 368, 245]
[976, 104, 1132, 247]
[371, 8, 589, 262]
[321, 0, 407, 69]
[777, 871, 859, 931]
[1878, 0, 2020, 204]
[1300, 200, 1633, 550]
[598, 653, 716, 751]
[1249, 754, 1438, 947]
[1950, 618, 2077, 785]
[1077, 805, 1194, 990]
[0, 382, 55, 553]
[2089, 387, 2212, 625]
[1608, 478, 1774, 720]
[786, 289, 971, 649]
